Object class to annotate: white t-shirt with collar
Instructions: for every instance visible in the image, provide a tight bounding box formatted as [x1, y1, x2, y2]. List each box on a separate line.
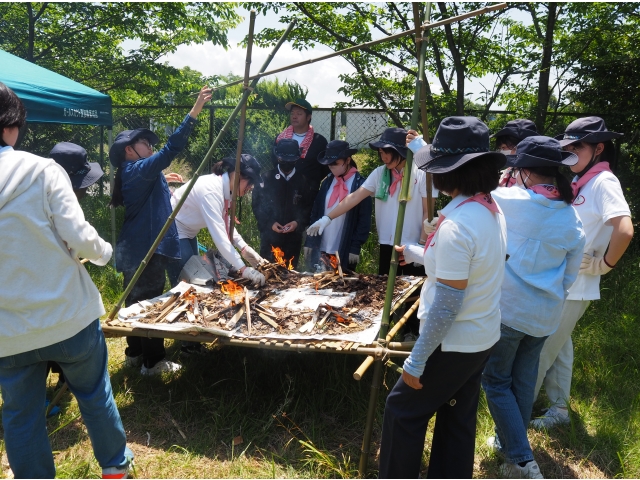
[320, 174, 356, 253]
[417, 194, 507, 353]
[568, 170, 631, 300]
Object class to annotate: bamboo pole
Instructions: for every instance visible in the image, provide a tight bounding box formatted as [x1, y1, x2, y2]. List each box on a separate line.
[385, 296, 421, 342]
[106, 20, 296, 321]
[208, 4, 506, 93]
[228, 10, 256, 242]
[358, 8, 429, 477]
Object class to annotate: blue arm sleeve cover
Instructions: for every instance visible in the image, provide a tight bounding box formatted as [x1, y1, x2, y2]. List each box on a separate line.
[403, 281, 465, 378]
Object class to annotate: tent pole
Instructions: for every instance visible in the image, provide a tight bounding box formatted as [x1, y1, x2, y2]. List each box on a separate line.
[99, 125, 105, 197]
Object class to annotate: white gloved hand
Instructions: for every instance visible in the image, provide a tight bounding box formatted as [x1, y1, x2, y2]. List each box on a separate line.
[349, 253, 359, 264]
[241, 245, 266, 268]
[307, 216, 332, 236]
[303, 247, 313, 259]
[579, 253, 613, 276]
[402, 243, 426, 266]
[242, 266, 266, 286]
[423, 217, 439, 236]
[90, 242, 113, 266]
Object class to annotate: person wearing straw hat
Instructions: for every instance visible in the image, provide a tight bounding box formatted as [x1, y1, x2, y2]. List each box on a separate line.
[252, 138, 314, 270]
[532, 117, 633, 429]
[303, 140, 372, 271]
[307, 127, 433, 277]
[273, 98, 329, 194]
[492, 118, 539, 155]
[481, 136, 585, 479]
[0, 82, 133, 479]
[378, 117, 507, 479]
[169, 153, 266, 289]
[108, 85, 212, 376]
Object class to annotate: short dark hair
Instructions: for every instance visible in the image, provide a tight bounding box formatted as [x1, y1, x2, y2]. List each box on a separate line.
[432, 156, 499, 196]
[494, 135, 520, 149]
[0, 82, 26, 131]
[378, 147, 404, 163]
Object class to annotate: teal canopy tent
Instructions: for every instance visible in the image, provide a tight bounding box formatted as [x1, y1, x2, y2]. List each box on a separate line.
[0, 49, 112, 126]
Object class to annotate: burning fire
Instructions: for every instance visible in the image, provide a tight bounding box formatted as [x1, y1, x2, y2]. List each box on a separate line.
[271, 246, 294, 270]
[220, 279, 244, 304]
[320, 253, 339, 273]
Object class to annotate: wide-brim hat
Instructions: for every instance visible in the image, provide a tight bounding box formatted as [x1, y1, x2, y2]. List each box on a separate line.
[285, 98, 312, 114]
[50, 142, 104, 189]
[222, 153, 263, 185]
[415, 116, 506, 173]
[557, 116, 623, 146]
[109, 128, 159, 168]
[317, 140, 358, 165]
[491, 118, 538, 141]
[273, 138, 301, 163]
[505, 135, 578, 168]
[369, 127, 408, 158]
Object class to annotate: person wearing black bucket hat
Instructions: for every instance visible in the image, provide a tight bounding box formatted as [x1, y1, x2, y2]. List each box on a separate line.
[108, 85, 212, 375]
[251, 139, 315, 269]
[168, 153, 266, 290]
[532, 117, 633, 430]
[480, 136, 585, 479]
[379, 117, 508, 479]
[50, 142, 104, 200]
[273, 98, 328, 195]
[492, 118, 539, 155]
[303, 140, 371, 271]
[307, 127, 435, 278]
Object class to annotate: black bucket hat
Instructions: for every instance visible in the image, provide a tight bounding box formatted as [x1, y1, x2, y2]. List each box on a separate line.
[317, 140, 358, 165]
[284, 98, 313, 114]
[505, 136, 578, 168]
[415, 117, 506, 173]
[369, 127, 408, 158]
[108, 128, 159, 168]
[273, 138, 301, 163]
[222, 153, 263, 185]
[50, 142, 104, 189]
[491, 119, 538, 141]
[557, 116, 623, 146]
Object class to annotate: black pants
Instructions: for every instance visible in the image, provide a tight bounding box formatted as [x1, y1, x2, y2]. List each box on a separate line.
[260, 233, 304, 270]
[123, 254, 173, 368]
[379, 346, 493, 479]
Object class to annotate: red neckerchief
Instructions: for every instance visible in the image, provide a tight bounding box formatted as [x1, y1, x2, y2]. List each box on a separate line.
[571, 161, 611, 198]
[388, 168, 403, 197]
[530, 184, 561, 200]
[424, 193, 501, 252]
[328, 167, 357, 208]
[276, 125, 315, 158]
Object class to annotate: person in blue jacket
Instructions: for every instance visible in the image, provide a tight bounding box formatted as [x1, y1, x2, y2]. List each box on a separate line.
[109, 86, 211, 376]
[303, 140, 372, 271]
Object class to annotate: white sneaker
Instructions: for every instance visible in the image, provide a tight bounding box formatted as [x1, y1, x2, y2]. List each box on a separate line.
[530, 406, 569, 429]
[140, 359, 182, 376]
[102, 465, 129, 479]
[124, 354, 142, 368]
[487, 435, 504, 455]
[499, 460, 544, 479]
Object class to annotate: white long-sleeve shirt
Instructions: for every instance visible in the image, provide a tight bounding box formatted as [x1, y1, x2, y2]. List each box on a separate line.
[171, 173, 247, 270]
[0, 147, 111, 357]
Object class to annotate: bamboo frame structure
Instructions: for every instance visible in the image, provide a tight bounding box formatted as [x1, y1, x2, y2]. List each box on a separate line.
[228, 10, 256, 242]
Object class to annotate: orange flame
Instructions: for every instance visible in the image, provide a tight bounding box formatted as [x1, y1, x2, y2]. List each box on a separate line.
[220, 279, 244, 305]
[271, 245, 294, 270]
[320, 253, 339, 273]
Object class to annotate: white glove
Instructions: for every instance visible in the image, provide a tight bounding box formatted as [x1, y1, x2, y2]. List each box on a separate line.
[402, 243, 425, 266]
[242, 266, 266, 286]
[303, 247, 313, 259]
[90, 242, 112, 266]
[307, 216, 332, 236]
[349, 253, 359, 264]
[579, 253, 613, 276]
[423, 217, 439, 236]
[241, 245, 266, 268]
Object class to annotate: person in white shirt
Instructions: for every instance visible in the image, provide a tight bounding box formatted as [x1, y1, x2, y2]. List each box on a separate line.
[531, 117, 634, 429]
[378, 116, 507, 479]
[169, 154, 267, 289]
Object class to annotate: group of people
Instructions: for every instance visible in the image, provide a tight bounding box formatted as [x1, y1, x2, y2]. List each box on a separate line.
[0, 73, 633, 480]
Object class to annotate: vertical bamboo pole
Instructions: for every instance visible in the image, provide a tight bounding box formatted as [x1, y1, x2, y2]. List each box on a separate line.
[228, 10, 256, 242]
[106, 20, 296, 320]
[358, 6, 429, 476]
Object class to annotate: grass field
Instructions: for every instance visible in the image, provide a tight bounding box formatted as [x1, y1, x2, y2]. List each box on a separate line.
[2, 170, 640, 478]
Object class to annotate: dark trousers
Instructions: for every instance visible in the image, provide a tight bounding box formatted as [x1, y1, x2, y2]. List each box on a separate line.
[260, 233, 304, 270]
[123, 253, 173, 368]
[379, 346, 493, 479]
[378, 244, 424, 276]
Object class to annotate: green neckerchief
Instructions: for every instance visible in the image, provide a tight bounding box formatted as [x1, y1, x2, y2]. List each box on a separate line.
[374, 167, 392, 201]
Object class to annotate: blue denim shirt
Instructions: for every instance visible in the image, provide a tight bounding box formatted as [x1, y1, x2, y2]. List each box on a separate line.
[115, 114, 197, 272]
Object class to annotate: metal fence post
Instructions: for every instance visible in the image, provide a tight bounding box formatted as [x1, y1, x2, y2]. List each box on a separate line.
[330, 109, 336, 141]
